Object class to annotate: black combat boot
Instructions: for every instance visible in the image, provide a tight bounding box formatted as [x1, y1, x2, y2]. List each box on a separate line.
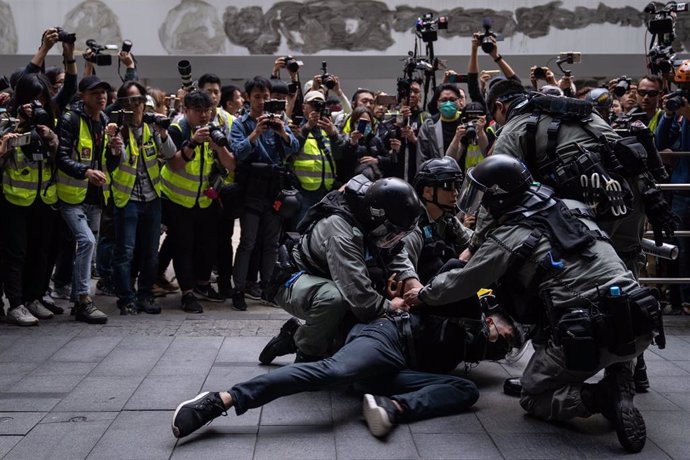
[634, 353, 650, 393]
[258, 318, 300, 364]
[503, 377, 523, 397]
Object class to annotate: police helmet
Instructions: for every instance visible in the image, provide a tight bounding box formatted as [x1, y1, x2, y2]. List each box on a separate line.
[361, 177, 424, 249]
[414, 157, 463, 195]
[458, 154, 532, 217]
[585, 88, 612, 111]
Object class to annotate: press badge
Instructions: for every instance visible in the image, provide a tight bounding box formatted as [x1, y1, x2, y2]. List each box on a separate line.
[80, 147, 92, 161]
[423, 225, 433, 240]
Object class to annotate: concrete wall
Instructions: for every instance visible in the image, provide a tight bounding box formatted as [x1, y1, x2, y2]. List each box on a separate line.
[1, 0, 688, 93]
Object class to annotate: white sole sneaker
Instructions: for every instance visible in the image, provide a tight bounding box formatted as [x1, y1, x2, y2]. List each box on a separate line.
[172, 391, 210, 438]
[363, 394, 393, 437]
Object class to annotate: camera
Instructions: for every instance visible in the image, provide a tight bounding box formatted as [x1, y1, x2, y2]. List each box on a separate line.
[283, 56, 303, 73]
[645, 1, 688, 35]
[644, 2, 688, 74]
[320, 61, 335, 90]
[121, 40, 133, 53]
[479, 18, 503, 54]
[207, 124, 229, 148]
[20, 100, 52, 128]
[665, 87, 690, 111]
[142, 112, 171, 130]
[447, 73, 468, 84]
[110, 109, 135, 127]
[178, 60, 194, 90]
[415, 12, 448, 43]
[533, 67, 548, 80]
[85, 39, 117, 66]
[264, 99, 287, 129]
[648, 45, 675, 74]
[7, 132, 32, 149]
[461, 120, 478, 145]
[55, 27, 76, 44]
[310, 99, 331, 119]
[612, 76, 633, 97]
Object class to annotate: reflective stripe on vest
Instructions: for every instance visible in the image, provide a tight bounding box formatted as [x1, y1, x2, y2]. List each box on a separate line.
[464, 144, 484, 172]
[160, 123, 213, 208]
[2, 145, 57, 206]
[56, 117, 109, 204]
[110, 124, 161, 208]
[292, 131, 334, 191]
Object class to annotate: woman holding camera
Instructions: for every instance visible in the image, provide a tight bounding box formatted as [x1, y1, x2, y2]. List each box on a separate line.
[0, 73, 61, 325]
[106, 81, 177, 316]
[340, 107, 390, 182]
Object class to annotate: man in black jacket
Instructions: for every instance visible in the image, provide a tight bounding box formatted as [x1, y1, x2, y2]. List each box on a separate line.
[55, 75, 111, 324]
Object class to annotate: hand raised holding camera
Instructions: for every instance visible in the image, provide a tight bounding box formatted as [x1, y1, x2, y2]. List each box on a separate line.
[316, 116, 336, 136]
[193, 125, 211, 144]
[40, 28, 59, 51]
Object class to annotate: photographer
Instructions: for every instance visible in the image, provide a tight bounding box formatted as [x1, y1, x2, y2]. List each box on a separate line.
[377, 79, 431, 183]
[229, 76, 299, 311]
[341, 106, 388, 182]
[161, 90, 235, 314]
[446, 102, 493, 174]
[468, 33, 518, 113]
[417, 84, 464, 162]
[0, 73, 61, 326]
[55, 75, 113, 325]
[271, 56, 303, 119]
[635, 76, 664, 133]
[334, 88, 375, 134]
[292, 90, 344, 224]
[198, 73, 234, 138]
[655, 90, 690, 315]
[105, 81, 176, 316]
[221, 84, 244, 117]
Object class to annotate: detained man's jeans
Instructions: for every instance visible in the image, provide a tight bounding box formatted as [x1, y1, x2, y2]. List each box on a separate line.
[229, 319, 479, 421]
[112, 199, 162, 307]
[60, 202, 100, 297]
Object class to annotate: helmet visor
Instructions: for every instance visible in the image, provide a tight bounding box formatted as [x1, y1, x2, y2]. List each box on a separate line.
[369, 219, 418, 249]
[457, 170, 485, 215]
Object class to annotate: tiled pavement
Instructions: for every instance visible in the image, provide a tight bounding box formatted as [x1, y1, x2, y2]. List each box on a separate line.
[0, 292, 689, 459]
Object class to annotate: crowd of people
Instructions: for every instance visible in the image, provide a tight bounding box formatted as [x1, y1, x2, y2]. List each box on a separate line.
[0, 26, 687, 454]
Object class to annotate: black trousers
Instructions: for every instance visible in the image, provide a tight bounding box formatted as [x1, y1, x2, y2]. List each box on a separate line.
[216, 206, 235, 289]
[229, 319, 479, 421]
[0, 196, 57, 308]
[163, 199, 218, 292]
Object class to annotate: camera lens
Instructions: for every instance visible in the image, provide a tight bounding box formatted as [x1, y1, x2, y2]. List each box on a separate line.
[178, 60, 193, 89]
[481, 36, 494, 54]
[208, 125, 229, 148]
[121, 40, 132, 53]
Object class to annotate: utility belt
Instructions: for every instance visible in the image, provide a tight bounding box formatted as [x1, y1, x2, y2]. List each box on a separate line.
[549, 286, 665, 372]
[389, 311, 417, 369]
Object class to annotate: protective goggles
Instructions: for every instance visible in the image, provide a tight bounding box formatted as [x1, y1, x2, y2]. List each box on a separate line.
[457, 169, 486, 215]
[369, 219, 419, 249]
[438, 179, 463, 192]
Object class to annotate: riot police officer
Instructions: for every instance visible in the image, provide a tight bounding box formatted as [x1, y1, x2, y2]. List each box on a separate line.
[405, 155, 663, 453]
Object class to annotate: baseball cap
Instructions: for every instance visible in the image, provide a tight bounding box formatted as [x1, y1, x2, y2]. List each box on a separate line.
[79, 75, 112, 93]
[304, 90, 326, 103]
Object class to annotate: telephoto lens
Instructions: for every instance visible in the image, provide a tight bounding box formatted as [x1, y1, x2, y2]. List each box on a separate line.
[208, 125, 229, 148]
[121, 40, 132, 53]
[178, 60, 193, 89]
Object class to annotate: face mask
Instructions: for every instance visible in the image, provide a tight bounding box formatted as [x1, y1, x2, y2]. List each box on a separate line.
[439, 101, 457, 118]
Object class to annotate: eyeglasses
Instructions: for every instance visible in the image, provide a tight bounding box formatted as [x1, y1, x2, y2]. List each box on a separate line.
[637, 89, 660, 98]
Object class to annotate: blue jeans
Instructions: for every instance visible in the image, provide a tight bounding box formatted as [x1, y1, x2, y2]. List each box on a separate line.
[60, 202, 101, 297]
[229, 319, 479, 421]
[112, 199, 162, 307]
[96, 204, 114, 280]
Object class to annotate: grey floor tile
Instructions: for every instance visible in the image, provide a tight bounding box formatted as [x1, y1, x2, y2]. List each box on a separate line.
[90, 346, 171, 377]
[124, 373, 206, 410]
[53, 376, 144, 412]
[409, 411, 485, 434]
[645, 359, 690, 376]
[87, 410, 174, 460]
[3, 411, 116, 460]
[0, 436, 22, 458]
[50, 336, 123, 362]
[0, 362, 39, 390]
[0, 335, 75, 363]
[642, 375, 690, 393]
[172, 432, 256, 459]
[216, 336, 272, 364]
[0, 411, 45, 435]
[415, 433, 502, 459]
[564, 429, 672, 459]
[335, 419, 418, 459]
[474, 391, 560, 434]
[29, 361, 98, 376]
[13, 373, 86, 393]
[491, 432, 583, 459]
[634, 390, 684, 411]
[645, 410, 690, 446]
[0, 393, 63, 412]
[255, 425, 336, 460]
[149, 337, 223, 376]
[659, 391, 690, 411]
[260, 391, 332, 426]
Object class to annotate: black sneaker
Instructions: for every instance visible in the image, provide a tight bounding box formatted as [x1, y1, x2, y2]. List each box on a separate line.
[603, 364, 647, 453]
[136, 297, 161, 315]
[74, 298, 108, 324]
[245, 282, 262, 301]
[634, 355, 650, 393]
[363, 394, 399, 437]
[119, 302, 138, 316]
[181, 293, 204, 314]
[171, 392, 227, 439]
[40, 292, 64, 315]
[503, 377, 522, 397]
[193, 284, 225, 303]
[231, 290, 247, 311]
[258, 318, 300, 364]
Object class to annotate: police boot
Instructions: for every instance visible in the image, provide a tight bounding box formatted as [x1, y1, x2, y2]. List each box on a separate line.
[258, 318, 300, 365]
[503, 377, 523, 397]
[595, 363, 646, 453]
[633, 353, 650, 393]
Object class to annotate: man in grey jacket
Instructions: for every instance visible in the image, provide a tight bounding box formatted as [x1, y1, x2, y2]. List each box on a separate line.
[259, 175, 424, 363]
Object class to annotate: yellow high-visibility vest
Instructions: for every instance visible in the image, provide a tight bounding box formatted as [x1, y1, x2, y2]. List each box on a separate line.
[2, 143, 57, 206]
[292, 130, 334, 191]
[110, 124, 161, 208]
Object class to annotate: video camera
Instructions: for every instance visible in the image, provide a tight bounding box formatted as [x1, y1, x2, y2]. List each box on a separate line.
[612, 76, 633, 97]
[415, 12, 448, 43]
[320, 61, 336, 90]
[177, 60, 194, 90]
[85, 39, 118, 66]
[110, 109, 135, 128]
[479, 18, 503, 54]
[644, 2, 689, 74]
[142, 112, 171, 130]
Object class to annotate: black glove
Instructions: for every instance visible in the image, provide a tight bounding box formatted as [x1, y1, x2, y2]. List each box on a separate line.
[641, 187, 680, 246]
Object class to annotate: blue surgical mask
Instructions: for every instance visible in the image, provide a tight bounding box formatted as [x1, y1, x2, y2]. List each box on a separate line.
[439, 101, 458, 118]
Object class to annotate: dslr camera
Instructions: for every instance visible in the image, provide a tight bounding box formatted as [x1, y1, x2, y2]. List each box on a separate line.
[206, 124, 229, 148]
[18, 101, 53, 161]
[263, 99, 287, 129]
[85, 39, 118, 66]
[142, 113, 171, 130]
[320, 61, 336, 90]
[665, 87, 690, 111]
[55, 27, 76, 44]
[612, 76, 633, 97]
[479, 18, 503, 54]
[415, 12, 448, 43]
[283, 56, 303, 73]
[310, 99, 331, 119]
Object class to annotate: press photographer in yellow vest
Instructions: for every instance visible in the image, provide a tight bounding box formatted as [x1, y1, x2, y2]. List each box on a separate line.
[0, 73, 61, 326]
[161, 90, 236, 313]
[105, 81, 176, 316]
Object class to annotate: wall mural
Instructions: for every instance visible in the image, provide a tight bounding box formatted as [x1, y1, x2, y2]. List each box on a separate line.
[62, 0, 122, 46]
[0, 0, 18, 54]
[160, 0, 226, 54]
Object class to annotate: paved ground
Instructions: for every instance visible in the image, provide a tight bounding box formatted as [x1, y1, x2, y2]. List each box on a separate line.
[0, 291, 689, 460]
